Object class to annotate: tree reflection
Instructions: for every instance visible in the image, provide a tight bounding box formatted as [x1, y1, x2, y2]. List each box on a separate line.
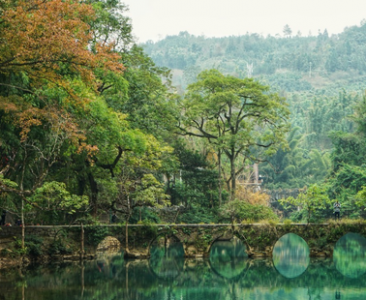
[94, 252, 125, 279]
[3, 255, 366, 300]
[272, 233, 310, 279]
[209, 237, 248, 280]
[333, 233, 366, 278]
[149, 237, 185, 280]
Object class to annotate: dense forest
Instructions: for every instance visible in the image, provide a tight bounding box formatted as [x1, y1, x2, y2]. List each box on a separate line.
[142, 25, 366, 93]
[143, 25, 366, 151]
[1, 0, 366, 238]
[142, 23, 366, 221]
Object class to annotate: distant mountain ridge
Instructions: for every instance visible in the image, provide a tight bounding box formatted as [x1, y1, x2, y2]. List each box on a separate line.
[141, 24, 366, 162]
[141, 24, 366, 95]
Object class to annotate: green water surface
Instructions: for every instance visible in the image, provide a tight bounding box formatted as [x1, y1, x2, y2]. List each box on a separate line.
[1, 233, 366, 300]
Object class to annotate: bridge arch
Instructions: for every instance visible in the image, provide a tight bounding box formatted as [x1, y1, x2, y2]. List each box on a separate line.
[3, 223, 366, 260]
[208, 235, 248, 255]
[272, 233, 310, 278]
[148, 233, 183, 256]
[148, 233, 185, 280]
[208, 235, 248, 280]
[271, 232, 309, 249]
[207, 230, 251, 256]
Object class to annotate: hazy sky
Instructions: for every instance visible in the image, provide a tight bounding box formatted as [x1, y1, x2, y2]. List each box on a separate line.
[122, 0, 366, 42]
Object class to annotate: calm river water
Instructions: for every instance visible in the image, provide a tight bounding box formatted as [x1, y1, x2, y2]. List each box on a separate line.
[1, 233, 366, 300]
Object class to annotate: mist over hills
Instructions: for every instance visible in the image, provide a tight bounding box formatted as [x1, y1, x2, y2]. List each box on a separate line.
[141, 23, 366, 152]
[142, 23, 366, 94]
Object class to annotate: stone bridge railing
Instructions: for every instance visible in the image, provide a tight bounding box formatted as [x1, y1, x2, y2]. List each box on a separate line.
[1, 222, 366, 259]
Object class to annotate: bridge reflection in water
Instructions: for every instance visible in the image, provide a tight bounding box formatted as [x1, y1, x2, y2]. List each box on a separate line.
[2, 233, 366, 299]
[272, 233, 310, 278]
[149, 236, 185, 280]
[209, 237, 247, 279]
[333, 232, 366, 278]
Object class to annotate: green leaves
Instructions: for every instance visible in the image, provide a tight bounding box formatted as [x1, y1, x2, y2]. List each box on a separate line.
[180, 69, 290, 197]
[219, 199, 279, 222]
[280, 184, 332, 223]
[133, 174, 170, 208]
[261, 127, 331, 189]
[0, 174, 18, 188]
[31, 181, 89, 214]
[355, 186, 366, 209]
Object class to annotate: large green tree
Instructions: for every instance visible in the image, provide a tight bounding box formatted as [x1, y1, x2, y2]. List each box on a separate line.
[0, 0, 176, 228]
[179, 69, 290, 199]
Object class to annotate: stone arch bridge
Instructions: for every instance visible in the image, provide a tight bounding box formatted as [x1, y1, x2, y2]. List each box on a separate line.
[1, 222, 366, 259]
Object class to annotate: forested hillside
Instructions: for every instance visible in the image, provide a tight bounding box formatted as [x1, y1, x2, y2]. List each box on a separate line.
[1, 1, 366, 232]
[142, 24, 366, 94]
[142, 24, 366, 188]
[141, 24, 366, 221]
[142, 25, 366, 149]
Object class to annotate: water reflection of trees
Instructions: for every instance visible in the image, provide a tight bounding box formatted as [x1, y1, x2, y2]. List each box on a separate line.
[272, 233, 310, 279]
[149, 239, 185, 280]
[333, 233, 366, 278]
[209, 238, 247, 280]
[2, 242, 366, 299]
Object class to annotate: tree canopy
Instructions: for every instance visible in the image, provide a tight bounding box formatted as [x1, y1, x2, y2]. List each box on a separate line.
[1, 0, 366, 229]
[179, 69, 290, 199]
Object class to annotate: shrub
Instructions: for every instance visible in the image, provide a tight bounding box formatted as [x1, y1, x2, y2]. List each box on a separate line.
[25, 235, 44, 257]
[220, 199, 279, 223]
[48, 238, 72, 256]
[130, 207, 160, 224]
[283, 219, 292, 225]
[85, 226, 109, 246]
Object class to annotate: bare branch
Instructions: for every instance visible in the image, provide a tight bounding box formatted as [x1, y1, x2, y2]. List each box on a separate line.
[0, 83, 34, 94]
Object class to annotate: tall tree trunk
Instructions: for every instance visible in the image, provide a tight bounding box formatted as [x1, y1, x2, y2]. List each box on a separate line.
[230, 155, 236, 201]
[125, 195, 131, 253]
[77, 177, 86, 196]
[21, 199, 25, 249]
[87, 172, 99, 217]
[218, 149, 222, 206]
[173, 208, 180, 223]
[80, 223, 84, 260]
[125, 214, 130, 253]
[20, 153, 26, 250]
[164, 236, 167, 257]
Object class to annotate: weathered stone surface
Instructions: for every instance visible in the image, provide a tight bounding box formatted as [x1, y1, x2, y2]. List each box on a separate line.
[124, 249, 148, 259]
[0, 256, 21, 269]
[96, 236, 121, 252]
[1, 222, 366, 269]
[184, 245, 203, 258]
[62, 254, 83, 261]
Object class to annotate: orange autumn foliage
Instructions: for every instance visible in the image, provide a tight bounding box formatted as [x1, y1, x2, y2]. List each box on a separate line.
[2, 100, 88, 151]
[0, 0, 124, 85]
[0, 0, 124, 153]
